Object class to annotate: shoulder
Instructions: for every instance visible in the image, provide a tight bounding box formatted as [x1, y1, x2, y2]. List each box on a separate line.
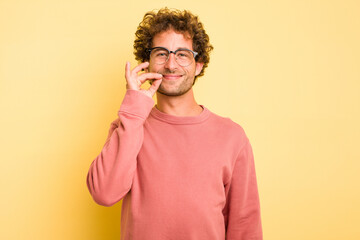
[207, 108, 249, 143]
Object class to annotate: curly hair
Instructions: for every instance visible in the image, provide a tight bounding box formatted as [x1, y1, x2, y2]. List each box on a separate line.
[134, 8, 213, 82]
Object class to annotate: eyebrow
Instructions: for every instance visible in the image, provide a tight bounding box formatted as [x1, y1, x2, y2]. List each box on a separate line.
[152, 46, 193, 51]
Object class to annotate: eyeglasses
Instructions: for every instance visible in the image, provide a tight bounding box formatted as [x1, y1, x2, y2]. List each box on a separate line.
[148, 47, 198, 67]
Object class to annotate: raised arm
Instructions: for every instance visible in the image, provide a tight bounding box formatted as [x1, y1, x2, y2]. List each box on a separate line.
[86, 62, 162, 206]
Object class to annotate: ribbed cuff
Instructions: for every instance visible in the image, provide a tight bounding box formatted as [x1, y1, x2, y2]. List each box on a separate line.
[118, 90, 154, 119]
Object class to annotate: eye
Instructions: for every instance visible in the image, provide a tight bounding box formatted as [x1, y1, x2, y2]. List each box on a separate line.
[152, 49, 168, 57]
[176, 50, 192, 58]
[156, 52, 167, 57]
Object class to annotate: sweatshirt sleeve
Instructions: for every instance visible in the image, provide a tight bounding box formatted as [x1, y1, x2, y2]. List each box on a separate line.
[223, 138, 263, 239]
[86, 90, 154, 207]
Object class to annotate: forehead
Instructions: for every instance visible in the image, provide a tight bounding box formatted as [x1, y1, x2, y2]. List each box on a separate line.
[152, 29, 193, 50]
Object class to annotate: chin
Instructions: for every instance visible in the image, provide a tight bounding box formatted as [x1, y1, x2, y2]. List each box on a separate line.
[157, 86, 192, 96]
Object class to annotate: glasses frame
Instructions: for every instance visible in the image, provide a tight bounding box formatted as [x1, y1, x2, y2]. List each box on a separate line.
[147, 47, 198, 67]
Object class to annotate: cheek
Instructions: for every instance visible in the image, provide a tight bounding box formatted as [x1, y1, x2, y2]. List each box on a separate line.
[148, 63, 161, 73]
[186, 66, 196, 76]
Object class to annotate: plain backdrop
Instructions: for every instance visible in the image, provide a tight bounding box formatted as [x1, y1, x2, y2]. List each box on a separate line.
[1, 0, 359, 239]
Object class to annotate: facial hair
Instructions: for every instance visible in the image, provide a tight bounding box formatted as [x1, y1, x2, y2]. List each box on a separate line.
[151, 69, 194, 97]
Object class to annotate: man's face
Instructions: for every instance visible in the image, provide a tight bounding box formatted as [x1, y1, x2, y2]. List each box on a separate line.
[148, 29, 204, 96]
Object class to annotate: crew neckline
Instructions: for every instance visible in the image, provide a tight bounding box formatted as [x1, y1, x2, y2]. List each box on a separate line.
[150, 105, 211, 125]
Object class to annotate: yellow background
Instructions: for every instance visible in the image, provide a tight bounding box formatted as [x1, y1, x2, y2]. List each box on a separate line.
[1, 0, 359, 239]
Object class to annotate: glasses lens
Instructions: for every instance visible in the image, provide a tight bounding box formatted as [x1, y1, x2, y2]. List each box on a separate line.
[150, 48, 169, 64]
[175, 50, 193, 66]
[149, 48, 195, 67]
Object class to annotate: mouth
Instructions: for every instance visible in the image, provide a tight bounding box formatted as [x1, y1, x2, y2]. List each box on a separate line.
[162, 74, 183, 80]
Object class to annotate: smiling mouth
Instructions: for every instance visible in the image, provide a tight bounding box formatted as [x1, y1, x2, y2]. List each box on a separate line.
[163, 74, 182, 80]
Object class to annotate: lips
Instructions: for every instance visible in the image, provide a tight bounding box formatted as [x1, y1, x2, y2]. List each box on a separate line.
[162, 74, 183, 80]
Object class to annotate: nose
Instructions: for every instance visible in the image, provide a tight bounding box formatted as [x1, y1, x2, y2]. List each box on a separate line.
[164, 52, 179, 70]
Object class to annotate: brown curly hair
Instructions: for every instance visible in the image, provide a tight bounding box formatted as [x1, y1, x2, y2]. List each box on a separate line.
[134, 8, 213, 82]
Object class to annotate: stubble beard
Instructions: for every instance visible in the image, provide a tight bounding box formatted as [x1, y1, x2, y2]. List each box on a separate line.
[153, 70, 194, 97]
[157, 78, 193, 96]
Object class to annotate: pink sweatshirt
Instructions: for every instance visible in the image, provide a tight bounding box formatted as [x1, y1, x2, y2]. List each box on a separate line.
[87, 90, 262, 240]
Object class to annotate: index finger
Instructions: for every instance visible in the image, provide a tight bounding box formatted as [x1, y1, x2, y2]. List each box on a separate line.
[125, 61, 131, 81]
[132, 62, 150, 74]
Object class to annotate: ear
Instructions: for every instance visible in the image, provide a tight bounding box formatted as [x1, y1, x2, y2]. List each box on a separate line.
[195, 62, 204, 76]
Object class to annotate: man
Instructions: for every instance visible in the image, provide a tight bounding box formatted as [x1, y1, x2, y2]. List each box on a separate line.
[87, 8, 262, 240]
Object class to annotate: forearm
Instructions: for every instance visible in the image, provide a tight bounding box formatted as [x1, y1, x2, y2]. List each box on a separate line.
[86, 90, 154, 206]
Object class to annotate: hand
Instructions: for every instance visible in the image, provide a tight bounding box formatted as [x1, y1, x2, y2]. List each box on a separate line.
[125, 61, 162, 98]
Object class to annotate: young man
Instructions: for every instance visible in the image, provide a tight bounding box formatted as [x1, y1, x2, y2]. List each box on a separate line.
[87, 8, 263, 240]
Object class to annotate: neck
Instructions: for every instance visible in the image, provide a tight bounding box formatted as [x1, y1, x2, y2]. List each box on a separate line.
[155, 88, 203, 117]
